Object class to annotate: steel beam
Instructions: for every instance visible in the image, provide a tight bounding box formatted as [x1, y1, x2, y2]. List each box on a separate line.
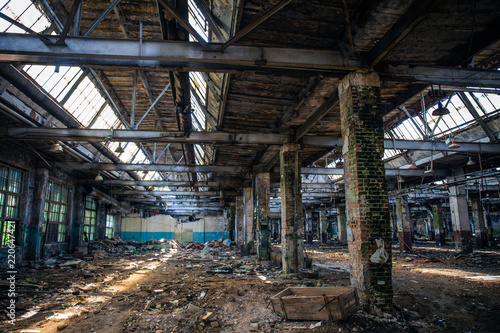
[366, 0, 443, 68]
[60, 162, 251, 174]
[0, 33, 361, 73]
[381, 65, 500, 88]
[1, 127, 290, 144]
[216, 0, 292, 51]
[79, 180, 250, 187]
[457, 92, 497, 142]
[110, 190, 235, 196]
[4, 127, 499, 152]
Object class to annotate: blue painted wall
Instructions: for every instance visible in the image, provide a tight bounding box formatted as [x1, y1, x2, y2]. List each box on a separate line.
[120, 231, 229, 242]
[193, 231, 229, 242]
[120, 231, 175, 241]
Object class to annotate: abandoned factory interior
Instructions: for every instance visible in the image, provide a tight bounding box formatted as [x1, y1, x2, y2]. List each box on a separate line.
[0, 0, 500, 332]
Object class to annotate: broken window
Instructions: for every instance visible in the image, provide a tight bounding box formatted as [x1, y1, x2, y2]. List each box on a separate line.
[105, 213, 116, 239]
[0, 163, 23, 246]
[83, 197, 97, 241]
[43, 181, 71, 243]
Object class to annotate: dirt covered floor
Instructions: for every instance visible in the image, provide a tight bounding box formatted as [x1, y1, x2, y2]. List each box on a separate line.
[1, 240, 499, 333]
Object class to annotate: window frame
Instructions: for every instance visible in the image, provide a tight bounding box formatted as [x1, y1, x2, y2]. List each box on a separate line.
[82, 197, 97, 241]
[0, 163, 24, 247]
[43, 181, 71, 243]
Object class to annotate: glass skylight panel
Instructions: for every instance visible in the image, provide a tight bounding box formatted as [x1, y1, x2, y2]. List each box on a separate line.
[0, 0, 51, 33]
[90, 105, 122, 129]
[130, 147, 147, 164]
[188, 0, 208, 42]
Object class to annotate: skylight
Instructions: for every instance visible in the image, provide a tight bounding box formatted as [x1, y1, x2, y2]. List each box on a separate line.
[1, 1, 148, 172]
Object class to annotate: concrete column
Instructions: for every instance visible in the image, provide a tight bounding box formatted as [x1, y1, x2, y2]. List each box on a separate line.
[26, 168, 49, 261]
[229, 202, 236, 241]
[395, 191, 412, 251]
[256, 173, 271, 260]
[389, 204, 398, 240]
[280, 143, 304, 274]
[235, 196, 243, 248]
[471, 199, 487, 247]
[425, 206, 435, 241]
[305, 210, 313, 243]
[319, 209, 328, 243]
[337, 205, 347, 243]
[243, 187, 254, 255]
[449, 185, 472, 252]
[432, 203, 446, 245]
[339, 72, 392, 314]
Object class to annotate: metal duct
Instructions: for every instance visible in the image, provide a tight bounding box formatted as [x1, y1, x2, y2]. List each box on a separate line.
[84, 186, 131, 214]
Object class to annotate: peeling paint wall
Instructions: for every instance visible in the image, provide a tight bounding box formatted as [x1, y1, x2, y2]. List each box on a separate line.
[120, 214, 229, 242]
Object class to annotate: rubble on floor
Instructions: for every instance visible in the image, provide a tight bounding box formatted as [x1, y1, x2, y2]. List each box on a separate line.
[1, 242, 499, 332]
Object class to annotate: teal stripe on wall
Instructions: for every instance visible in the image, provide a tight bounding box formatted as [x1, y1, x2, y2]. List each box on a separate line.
[193, 232, 229, 242]
[120, 231, 175, 241]
[120, 231, 229, 242]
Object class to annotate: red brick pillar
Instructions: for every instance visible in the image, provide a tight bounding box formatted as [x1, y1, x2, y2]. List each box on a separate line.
[280, 144, 304, 274]
[339, 72, 392, 314]
[396, 191, 412, 251]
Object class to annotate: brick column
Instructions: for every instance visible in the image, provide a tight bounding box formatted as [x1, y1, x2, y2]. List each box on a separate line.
[471, 199, 487, 247]
[256, 173, 271, 260]
[432, 203, 446, 245]
[449, 185, 472, 252]
[319, 208, 328, 243]
[339, 72, 392, 314]
[243, 187, 254, 255]
[395, 191, 412, 251]
[235, 196, 244, 248]
[26, 168, 49, 261]
[280, 143, 304, 274]
[337, 205, 347, 243]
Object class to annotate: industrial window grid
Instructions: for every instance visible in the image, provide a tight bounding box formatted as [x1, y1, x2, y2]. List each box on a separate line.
[83, 197, 97, 241]
[43, 181, 70, 243]
[0, 163, 23, 246]
[105, 213, 115, 239]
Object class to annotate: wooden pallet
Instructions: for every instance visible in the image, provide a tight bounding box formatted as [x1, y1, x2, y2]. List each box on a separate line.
[270, 287, 359, 321]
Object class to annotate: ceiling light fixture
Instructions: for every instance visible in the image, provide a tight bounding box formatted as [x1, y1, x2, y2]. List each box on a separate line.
[50, 143, 64, 152]
[398, 176, 404, 183]
[408, 161, 418, 169]
[114, 142, 125, 153]
[94, 172, 103, 181]
[432, 101, 450, 116]
[467, 157, 475, 166]
[448, 139, 460, 149]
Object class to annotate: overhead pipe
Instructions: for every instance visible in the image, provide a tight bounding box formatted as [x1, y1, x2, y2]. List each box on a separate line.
[83, 186, 131, 214]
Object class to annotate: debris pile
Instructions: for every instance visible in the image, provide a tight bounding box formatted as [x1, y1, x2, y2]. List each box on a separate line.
[88, 237, 180, 254]
[181, 238, 232, 251]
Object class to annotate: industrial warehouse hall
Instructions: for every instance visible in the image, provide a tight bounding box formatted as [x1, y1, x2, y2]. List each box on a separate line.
[0, 0, 499, 332]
